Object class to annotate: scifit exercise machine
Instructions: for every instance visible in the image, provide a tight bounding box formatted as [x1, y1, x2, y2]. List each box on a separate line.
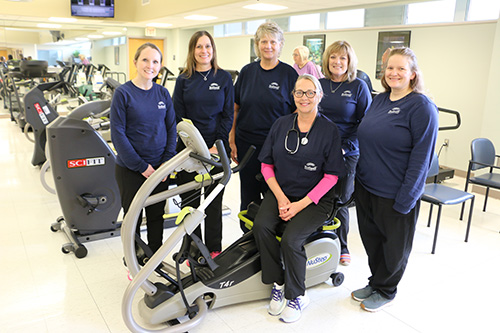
[121, 121, 346, 333]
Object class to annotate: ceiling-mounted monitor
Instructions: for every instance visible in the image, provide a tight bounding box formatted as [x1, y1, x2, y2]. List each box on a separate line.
[71, 0, 114, 18]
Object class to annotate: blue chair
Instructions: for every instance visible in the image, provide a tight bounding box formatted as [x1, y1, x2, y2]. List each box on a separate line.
[421, 153, 475, 254]
[461, 138, 500, 218]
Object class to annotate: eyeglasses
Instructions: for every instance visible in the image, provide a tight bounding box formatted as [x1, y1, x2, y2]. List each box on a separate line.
[293, 90, 317, 98]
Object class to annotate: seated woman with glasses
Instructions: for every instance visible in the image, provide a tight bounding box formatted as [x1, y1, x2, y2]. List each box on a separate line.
[253, 74, 346, 323]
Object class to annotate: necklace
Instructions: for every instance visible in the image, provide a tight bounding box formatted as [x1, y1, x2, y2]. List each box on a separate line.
[198, 68, 211, 81]
[330, 80, 344, 94]
[296, 113, 317, 145]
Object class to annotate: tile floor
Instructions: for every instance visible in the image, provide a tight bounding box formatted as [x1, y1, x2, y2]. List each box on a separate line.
[1, 108, 499, 333]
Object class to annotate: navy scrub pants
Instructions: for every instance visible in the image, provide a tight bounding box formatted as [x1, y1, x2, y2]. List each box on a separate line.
[354, 180, 420, 300]
[115, 164, 170, 254]
[336, 154, 359, 255]
[176, 166, 224, 253]
[235, 136, 268, 233]
[253, 190, 332, 300]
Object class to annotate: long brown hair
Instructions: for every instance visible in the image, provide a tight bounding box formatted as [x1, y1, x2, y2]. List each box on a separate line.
[182, 30, 220, 78]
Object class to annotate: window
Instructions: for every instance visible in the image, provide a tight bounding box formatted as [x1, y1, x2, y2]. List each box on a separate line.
[246, 19, 266, 35]
[289, 13, 320, 32]
[225, 22, 242, 36]
[327, 9, 365, 29]
[407, 0, 456, 24]
[214, 24, 224, 38]
[467, 0, 500, 21]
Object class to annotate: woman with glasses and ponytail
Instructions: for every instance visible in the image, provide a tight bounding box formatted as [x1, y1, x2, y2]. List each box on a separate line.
[253, 74, 346, 323]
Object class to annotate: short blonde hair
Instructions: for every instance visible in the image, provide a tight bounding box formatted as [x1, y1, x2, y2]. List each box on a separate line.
[294, 46, 309, 62]
[322, 40, 358, 82]
[254, 21, 284, 59]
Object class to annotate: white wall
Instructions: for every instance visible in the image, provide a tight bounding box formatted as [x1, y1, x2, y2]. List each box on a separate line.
[213, 20, 499, 172]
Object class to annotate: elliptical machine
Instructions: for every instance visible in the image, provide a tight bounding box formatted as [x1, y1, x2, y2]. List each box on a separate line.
[121, 121, 346, 333]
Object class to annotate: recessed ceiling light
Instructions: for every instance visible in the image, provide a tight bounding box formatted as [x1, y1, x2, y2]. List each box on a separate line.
[37, 23, 62, 29]
[146, 23, 172, 28]
[49, 17, 77, 23]
[184, 15, 217, 21]
[243, 4, 288, 11]
[102, 31, 122, 36]
[87, 34, 104, 39]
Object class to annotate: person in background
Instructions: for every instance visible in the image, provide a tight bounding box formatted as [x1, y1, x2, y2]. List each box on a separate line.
[79, 54, 90, 65]
[254, 74, 346, 323]
[352, 47, 438, 312]
[111, 43, 176, 258]
[318, 40, 372, 266]
[229, 21, 298, 232]
[173, 31, 234, 260]
[292, 45, 324, 79]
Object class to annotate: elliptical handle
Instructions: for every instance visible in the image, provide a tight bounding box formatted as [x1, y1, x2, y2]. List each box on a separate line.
[232, 145, 256, 174]
[215, 139, 231, 186]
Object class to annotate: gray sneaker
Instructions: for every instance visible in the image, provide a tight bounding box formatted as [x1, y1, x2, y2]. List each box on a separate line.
[361, 292, 394, 312]
[351, 285, 375, 302]
[268, 283, 286, 316]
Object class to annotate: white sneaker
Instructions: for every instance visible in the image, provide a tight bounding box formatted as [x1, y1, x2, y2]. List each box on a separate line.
[268, 283, 286, 316]
[279, 294, 310, 323]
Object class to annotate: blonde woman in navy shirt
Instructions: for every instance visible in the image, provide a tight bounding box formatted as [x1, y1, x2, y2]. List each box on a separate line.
[254, 74, 346, 323]
[353, 47, 438, 312]
[319, 40, 372, 266]
[230, 21, 298, 233]
[173, 31, 234, 259]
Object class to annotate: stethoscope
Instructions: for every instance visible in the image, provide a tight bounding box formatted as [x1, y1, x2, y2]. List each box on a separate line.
[284, 113, 317, 155]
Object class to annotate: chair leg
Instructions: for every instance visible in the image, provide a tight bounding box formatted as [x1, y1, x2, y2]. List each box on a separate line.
[427, 204, 434, 227]
[431, 205, 443, 254]
[464, 196, 475, 243]
[483, 187, 490, 212]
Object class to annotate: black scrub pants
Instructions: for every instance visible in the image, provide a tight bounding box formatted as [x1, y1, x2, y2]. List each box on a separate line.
[336, 154, 358, 255]
[354, 180, 420, 300]
[235, 136, 268, 233]
[176, 166, 224, 253]
[115, 164, 170, 254]
[253, 190, 332, 300]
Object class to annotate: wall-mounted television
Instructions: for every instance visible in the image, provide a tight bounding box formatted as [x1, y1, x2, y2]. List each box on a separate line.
[71, 0, 114, 18]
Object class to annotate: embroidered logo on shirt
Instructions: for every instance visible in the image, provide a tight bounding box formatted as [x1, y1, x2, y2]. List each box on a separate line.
[157, 101, 166, 109]
[341, 90, 352, 97]
[388, 107, 400, 114]
[269, 82, 280, 90]
[304, 162, 317, 171]
[209, 83, 220, 91]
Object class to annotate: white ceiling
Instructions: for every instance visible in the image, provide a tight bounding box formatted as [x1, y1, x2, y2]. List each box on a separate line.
[0, 0, 413, 43]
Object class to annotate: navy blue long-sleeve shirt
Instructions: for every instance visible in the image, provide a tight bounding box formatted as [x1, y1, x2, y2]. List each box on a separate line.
[356, 92, 438, 214]
[110, 81, 177, 173]
[173, 69, 234, 147]
[318, 78, 372, 156]
[234, 60, 298, 144]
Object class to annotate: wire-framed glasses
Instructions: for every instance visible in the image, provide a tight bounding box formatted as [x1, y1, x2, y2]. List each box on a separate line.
[293, 90, 317, 98]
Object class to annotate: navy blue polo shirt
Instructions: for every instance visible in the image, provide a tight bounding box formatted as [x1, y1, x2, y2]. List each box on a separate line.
[259, 113, 346, 198]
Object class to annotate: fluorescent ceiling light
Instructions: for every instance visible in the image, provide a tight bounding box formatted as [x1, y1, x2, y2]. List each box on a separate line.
[37, 23, 62, 29]
[87, 34, 104, 39]
[75, 37, 89, 41]
[184, 15, 217, 21]
[146, 23, 172, 28]
[243, 4, 287, 11]
[102, 31, 122, 36]
[49, 17, 77, 23]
